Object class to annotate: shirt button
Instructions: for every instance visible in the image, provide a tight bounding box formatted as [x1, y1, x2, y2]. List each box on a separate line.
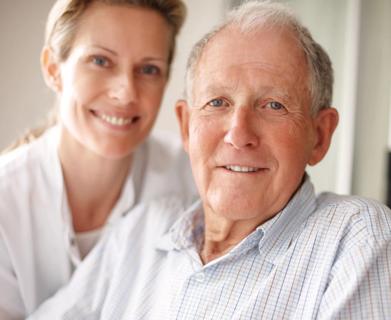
[194, 272, 206, 283]
[192, 261, 201, 269]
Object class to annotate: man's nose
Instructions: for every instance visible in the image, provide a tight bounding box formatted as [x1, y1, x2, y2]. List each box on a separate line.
[108, 73, 138, 106]
[224, 106, 259, 149]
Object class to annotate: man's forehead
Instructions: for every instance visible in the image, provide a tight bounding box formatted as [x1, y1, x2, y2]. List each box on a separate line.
[196, 61, 284, 82]
[195, 25, 307, 77]
[190, 26, 309, 97]
[192, 64, 287, 102]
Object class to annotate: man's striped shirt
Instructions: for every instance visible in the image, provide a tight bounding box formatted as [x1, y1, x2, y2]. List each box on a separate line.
[30, 177, 391, 319]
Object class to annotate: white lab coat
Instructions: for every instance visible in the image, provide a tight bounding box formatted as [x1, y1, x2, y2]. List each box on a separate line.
[0, 126, 197, 319]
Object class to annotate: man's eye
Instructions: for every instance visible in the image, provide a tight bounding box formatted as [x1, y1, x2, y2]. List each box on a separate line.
[92, 56, 109, 67]
[140, 65, 160, 75]
[207, 98, 226, 107]
[265, 101, 285, 110]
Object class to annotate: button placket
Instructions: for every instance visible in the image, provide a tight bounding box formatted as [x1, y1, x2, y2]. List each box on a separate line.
[194, 272, 206, 283]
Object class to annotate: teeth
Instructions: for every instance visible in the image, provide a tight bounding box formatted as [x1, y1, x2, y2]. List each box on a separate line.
[225, 165, 260, 173]
[99, 114, 133, 126]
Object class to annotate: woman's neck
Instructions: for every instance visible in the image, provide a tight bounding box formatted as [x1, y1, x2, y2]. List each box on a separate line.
[58, 128, 132, 232]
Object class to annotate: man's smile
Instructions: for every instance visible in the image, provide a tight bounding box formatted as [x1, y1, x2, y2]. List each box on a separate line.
[223, 165, 261, 173]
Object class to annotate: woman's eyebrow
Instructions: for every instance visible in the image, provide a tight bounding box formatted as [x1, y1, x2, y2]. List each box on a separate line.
[85, 44, 118, 56]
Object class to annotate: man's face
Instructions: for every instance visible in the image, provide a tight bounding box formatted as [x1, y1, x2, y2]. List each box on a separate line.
[178, 26, 336, 224]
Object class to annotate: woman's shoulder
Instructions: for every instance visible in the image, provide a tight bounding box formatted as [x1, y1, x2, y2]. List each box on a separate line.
[0, 129, 52, 174]
[139, 130, 197, 203]
[146, 130, 186, 161]
[0, 127, 60, 193]
[143, 130, 192, 178]
[0, 140, 40, 179]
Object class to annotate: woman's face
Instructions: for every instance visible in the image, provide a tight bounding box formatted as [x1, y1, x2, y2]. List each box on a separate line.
[47, 2, 171, 159]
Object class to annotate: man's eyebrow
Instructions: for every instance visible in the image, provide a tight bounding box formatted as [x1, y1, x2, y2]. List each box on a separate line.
[201, 84, 291, 97]
[264, 89, 291, 100]
[199, 83, 237, 94]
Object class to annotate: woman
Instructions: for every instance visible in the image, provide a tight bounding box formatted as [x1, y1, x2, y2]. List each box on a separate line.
[0, 0, 196, 318]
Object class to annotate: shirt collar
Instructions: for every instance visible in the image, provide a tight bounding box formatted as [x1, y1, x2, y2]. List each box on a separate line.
[106, 142, 148, 225]
[257, 175, 317, 264]
[106, 167, 136, 225]
[157, 175, 317, 265]
[156, 199, 204, 251]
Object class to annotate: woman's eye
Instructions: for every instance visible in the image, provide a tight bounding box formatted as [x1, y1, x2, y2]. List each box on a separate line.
[207, 98, 227, 108]
[92, 56, 109, 67]
[140, 65, 160, 75]
[265, 101, 285, 111]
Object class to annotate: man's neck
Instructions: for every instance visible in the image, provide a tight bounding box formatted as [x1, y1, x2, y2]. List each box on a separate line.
[200, 207, 268, 264]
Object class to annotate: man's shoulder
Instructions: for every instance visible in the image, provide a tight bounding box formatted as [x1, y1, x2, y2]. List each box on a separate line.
[312, 192, 391, 245]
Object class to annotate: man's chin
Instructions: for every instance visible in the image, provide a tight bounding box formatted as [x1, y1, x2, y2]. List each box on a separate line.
[206, 194, 265, 223]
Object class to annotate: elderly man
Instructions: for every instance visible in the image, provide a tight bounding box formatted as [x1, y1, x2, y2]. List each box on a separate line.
[30, 2, 390, 319]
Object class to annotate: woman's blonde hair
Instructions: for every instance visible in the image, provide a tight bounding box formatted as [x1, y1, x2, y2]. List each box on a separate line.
[2, 0, 186, 154]
[46, 0, 186, 65]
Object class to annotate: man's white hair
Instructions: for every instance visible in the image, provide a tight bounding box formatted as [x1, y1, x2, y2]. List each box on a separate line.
[185, 0, 333, 115]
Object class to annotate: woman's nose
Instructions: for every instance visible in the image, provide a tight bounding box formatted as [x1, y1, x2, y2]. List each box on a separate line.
[223, 106, 259, 149]
[108, 73, 138, 106]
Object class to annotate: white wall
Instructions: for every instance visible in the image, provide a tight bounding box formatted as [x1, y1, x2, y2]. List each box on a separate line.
[0, 1, 53, 149]
[352, 0, 391, 201]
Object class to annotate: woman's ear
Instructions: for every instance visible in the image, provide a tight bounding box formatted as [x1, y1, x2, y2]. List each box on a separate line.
[308, 107, 339, 166]
[41, 46, 62, 92]
[175, 99, 190, 153]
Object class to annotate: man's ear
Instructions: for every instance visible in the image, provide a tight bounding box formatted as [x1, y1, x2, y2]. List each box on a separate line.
[308, 107, 339, 166]
[41, 46, 62, 92]
[175, 99, 190, 153]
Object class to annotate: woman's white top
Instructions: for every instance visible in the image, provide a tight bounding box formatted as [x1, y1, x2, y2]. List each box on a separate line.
[74, 228, 103, 259]
[0, 126, 197, 319]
